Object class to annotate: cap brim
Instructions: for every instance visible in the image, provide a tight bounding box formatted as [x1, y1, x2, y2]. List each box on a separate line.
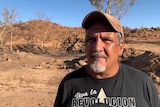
[82, 11, 124, 38]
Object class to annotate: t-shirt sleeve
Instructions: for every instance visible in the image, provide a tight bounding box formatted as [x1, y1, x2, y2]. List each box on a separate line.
[123, 64, 160, 106]
[53, 78, 64, 107]
[145, 76, 160, 107]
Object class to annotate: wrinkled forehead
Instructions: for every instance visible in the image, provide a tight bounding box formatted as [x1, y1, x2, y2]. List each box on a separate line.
[86, 21, 116, 33]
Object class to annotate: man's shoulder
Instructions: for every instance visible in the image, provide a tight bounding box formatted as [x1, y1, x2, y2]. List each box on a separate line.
[120, 63, 156, 90]
[121, 63, 150, 80]
[63, 66, 88, 81]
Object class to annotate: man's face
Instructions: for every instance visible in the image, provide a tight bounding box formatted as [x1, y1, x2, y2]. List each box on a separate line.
[85, 22, 124, 73]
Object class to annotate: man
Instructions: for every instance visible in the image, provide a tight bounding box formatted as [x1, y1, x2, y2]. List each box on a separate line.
[54, 11, 160, 107]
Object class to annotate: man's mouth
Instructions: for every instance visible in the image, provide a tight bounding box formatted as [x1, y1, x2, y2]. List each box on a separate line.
[91, 52, 107, 59]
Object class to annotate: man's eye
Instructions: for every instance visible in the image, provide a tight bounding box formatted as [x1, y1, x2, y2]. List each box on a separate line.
[102, 39, 112, 42]
[86, 38, 95, 42]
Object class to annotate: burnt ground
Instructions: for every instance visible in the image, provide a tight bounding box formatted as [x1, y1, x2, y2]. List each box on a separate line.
[0, 20, 159, 107]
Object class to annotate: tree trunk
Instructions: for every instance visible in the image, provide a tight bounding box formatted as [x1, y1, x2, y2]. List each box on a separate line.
[10, 26, 13, 51]
[0, 26, 7, 46]
[105, 0, 112, 14]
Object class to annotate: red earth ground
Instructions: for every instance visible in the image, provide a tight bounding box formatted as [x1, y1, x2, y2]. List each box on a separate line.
[0, 20, 159, 107]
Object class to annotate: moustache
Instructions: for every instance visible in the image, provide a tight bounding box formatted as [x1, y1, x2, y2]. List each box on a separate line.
[91, 52, 107, 58]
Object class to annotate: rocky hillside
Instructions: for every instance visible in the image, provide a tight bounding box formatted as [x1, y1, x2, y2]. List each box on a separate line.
[0, 20, 160, 84]
[0, 20, 159, 52]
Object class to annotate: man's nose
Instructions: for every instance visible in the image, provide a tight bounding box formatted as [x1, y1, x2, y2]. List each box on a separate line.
[93, 38, 104, 51]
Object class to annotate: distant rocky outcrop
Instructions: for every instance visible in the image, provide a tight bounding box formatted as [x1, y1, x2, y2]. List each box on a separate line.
[0, 20, 160, 85]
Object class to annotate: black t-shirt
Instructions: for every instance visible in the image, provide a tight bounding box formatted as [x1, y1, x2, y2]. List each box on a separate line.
[54, 63, 160, 107]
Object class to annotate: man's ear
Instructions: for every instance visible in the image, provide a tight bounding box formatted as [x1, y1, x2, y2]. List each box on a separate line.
[119, 41, 124, 56]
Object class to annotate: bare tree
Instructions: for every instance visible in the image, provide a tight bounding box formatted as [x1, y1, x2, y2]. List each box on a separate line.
[35, 12, 52, 48]
[0, 25, 7, 46]
[1, 7, 17, 51]
[35, 12, 51, 22]
[89, 0, 135, 19]
[0, 16, 6, 46]
[89, 0, 104, 12]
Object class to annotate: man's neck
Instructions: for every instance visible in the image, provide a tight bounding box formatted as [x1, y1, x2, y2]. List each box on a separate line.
[85, 63, 120, 79]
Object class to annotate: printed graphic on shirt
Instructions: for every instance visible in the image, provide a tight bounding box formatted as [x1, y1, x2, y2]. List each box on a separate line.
[71, 88, 136, 107]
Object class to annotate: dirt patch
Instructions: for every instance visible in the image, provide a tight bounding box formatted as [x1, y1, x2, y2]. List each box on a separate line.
[0, 20, 159, 107]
